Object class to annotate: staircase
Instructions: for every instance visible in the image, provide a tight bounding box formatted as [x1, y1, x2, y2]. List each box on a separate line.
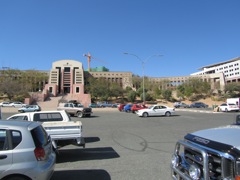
[37, 96, 63, 111]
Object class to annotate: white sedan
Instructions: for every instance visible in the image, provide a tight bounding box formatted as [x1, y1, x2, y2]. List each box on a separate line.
[136, 105, 175, 117]
[218, 103, 239, 112]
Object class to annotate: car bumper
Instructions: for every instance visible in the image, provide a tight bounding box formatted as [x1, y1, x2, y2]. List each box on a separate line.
[33, 152, 56, 180]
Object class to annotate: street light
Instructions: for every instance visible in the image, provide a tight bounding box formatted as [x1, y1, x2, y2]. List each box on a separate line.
[123, 52, 163, 104]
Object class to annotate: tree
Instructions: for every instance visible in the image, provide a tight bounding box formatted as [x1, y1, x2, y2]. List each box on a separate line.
[162, 89, 172, 101]
[176, 78, 211, 100]
[0, 79, 24, 100]
[224, 83, 240, 97]
[132, 75, 142, 90]
[109, 82, 124, 99]
[127, 90, 137, 103]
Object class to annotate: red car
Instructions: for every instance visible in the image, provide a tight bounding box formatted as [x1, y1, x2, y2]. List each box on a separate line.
[118, 104, 126, 112]
[131, 104, 148, 113]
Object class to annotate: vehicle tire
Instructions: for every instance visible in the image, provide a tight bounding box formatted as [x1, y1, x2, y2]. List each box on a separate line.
[165, 111, 171, 117]
[132, 110, 135, 113]
[142, 112, 148, 117]
[225, 108, 228, 112]
[77, 111, 83, 118]
[6, 176, 29, 180]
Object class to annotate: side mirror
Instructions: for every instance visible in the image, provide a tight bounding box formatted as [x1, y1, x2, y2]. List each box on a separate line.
[236, 115, 240, 125]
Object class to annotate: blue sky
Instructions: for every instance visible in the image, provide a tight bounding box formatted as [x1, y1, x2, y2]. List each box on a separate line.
[0, 0, 240, 77]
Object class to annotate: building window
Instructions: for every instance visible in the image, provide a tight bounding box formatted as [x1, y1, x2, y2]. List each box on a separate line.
[76, 87, 80, 93]
[64, 67, 70, 72]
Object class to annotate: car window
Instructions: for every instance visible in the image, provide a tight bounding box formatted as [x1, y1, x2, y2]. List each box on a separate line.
[8, 116, 28, 121]
[0, 130, 21, 150]
[33, 113, 63, 122]
[159, 106, 166, 109]
[11, 130, 22, 149]
[31, 125, 50, 147]
[0, 130, 7, 150]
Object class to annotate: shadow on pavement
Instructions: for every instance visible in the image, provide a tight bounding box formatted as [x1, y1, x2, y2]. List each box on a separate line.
[51, 169, 111, 180]
[57, 147, 120, 163]
[85, 137, 100, 143]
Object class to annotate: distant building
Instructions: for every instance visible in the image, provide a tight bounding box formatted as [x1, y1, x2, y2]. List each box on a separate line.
[2, 57, 239, 105]
[43, 60, 133, 106]
[191, 57, 240, 84]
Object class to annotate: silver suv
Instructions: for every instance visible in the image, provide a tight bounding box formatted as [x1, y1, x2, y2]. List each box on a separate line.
[0, 120, 56, 180]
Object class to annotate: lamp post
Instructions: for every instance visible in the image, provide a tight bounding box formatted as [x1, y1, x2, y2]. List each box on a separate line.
[123, 53, 163, 104]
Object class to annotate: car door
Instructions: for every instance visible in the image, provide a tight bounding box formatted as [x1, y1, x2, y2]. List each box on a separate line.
[0, 129, 13, 174]
[65, 104, 74, 114]
[151, 106, 162, 116]
[8, 115, 28, 121]
[158, 106, 168, 115]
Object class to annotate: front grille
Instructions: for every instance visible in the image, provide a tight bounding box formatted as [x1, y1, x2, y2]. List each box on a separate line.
[184, 147, 234, 179]
[84, 108, 92, 113]
[171, 140, 235, 179]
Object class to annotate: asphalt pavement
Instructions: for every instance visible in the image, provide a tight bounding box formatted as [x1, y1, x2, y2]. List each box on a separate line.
[2, 107, 234, 180]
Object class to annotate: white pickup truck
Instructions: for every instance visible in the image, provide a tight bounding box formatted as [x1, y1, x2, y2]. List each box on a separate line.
[7, 110, 85, 150]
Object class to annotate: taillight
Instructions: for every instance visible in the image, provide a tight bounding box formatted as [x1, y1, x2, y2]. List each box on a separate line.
[34, 147, 46, 161]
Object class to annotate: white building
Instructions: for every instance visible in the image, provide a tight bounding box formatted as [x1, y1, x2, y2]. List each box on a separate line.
[191, 57, 240, 84]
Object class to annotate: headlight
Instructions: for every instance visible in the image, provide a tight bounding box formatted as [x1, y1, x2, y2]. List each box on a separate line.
[171, 154, 180, 167]
[189, 164, 201, 180]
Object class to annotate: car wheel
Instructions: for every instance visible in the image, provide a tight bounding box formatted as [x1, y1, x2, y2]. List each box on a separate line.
[77, 111, 83, 118]
[165, 111, 171, 117]
[6, 176, 29, 180]
[225, 108, 228, 112]
[142, 112, 148, 117]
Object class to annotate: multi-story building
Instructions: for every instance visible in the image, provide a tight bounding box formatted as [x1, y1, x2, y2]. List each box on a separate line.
[2, 57, 238, 105]
[149, 73, 225, 91]
[43, 60, 133, 106]
[191, 57, 240, 84]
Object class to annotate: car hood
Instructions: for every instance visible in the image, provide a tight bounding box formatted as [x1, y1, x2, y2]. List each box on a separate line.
[186, 125, 240, 150]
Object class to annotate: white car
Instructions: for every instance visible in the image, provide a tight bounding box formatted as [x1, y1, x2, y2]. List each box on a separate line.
[0, 120, 56, 180]
[0, 102, 13, 107]
[10, 102, 27, 107]
[218, 103, 239, 112]
[136, 105, 175, 117]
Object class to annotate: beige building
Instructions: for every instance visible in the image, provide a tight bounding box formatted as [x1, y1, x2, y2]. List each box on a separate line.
[44, 60, 133, 106]
[149, 73, 225, 91]
[42, 58, 231, 106]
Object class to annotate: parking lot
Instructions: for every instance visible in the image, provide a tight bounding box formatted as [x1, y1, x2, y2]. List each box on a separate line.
[2, 109, 238, 180]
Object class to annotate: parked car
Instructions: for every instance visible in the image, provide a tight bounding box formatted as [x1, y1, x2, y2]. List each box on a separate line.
[0, 101, 13, 107]
[88, 103, 99, 108]
[124, 104, 133, 112]
[174, 102, 190, 108]
[218, 103, 240, 112]
[18, 105, 41, 113]
[189, 102, 208, 108]
[131, 104, 148, 113]
[0, 120, 56, 180]
[118, 104, 126, 112]
[136, 104, 175, 117]
[10, 101, 27, 107]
